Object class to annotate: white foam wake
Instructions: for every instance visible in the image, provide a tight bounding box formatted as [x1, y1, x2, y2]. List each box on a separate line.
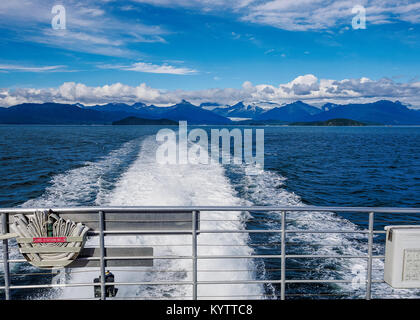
[57, 135, 263, 299]
[1, 140, 140, 285]
[22, 140, 139, 208]
[231, 164, 420, 298]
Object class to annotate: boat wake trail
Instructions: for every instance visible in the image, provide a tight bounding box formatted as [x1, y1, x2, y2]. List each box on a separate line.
[22, 140, 140, 208]
[56, 135, 263, 299]
[227, 163, 420, 299]
[0, 140, 140, 293]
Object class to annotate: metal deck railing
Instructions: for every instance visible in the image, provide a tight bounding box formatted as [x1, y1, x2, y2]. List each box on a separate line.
[1, 206, 420, 300]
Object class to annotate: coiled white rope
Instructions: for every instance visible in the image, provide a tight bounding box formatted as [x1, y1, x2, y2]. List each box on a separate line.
[10, 210, 89, 263]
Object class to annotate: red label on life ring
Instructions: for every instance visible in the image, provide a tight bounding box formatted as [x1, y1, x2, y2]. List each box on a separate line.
[33, 237, 67, 243]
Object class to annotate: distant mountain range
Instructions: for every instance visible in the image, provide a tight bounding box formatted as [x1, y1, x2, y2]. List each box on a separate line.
[0, 99, 419, 125]
[212, 102, 264, 119]
[0, 103, 114, 124]
[310, 100, 420, 125]
[254, 101, 322, 122]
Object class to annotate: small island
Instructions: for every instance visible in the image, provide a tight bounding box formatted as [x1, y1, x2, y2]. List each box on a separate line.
[112, 116, 178, 125]
[289, 118, 367, 126]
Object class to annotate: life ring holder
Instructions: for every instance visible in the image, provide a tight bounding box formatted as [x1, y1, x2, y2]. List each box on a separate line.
[9, 210, 89, 269]
[16, 235, 86, 268]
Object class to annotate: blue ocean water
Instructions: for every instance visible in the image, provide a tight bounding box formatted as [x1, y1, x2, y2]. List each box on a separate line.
[0, 125, 419, 299]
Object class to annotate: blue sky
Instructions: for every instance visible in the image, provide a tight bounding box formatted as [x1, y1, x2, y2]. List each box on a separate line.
[0, 0, 419, 107]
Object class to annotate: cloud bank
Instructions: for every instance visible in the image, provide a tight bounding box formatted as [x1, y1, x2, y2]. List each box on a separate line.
[242, 0, 420, 31]
[1, 75, 420, 108]
[0, 1, 167, 58]
[132, 0, 420, 31]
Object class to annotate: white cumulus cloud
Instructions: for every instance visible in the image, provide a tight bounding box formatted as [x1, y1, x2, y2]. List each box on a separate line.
[1, 75, 420, 108]
[100, 62, 197, 75]
[0, 64, 66, 72]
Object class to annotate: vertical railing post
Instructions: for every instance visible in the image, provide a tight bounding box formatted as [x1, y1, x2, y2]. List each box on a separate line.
[1, 213, 10, 300]
[99, 210, 106, 300]
[280, 211, 286, 300]
[366, 212, 374, 300]
[192, 210, 198, 300]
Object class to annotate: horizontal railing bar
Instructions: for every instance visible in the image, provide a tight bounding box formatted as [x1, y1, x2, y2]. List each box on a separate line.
[284, 230, 367, 234]
[287, 294, 350, 296]
[87, 230, 388, 235]
[4, 256, 190, 263]
[286, 255, 385, 259]
[98, 282, 193, 286]
[199, 243, 369, 247]
[0, 229, 385, 238]
[1, 205, 419, 214]
[198, 280, 284, 285]
[195, 255, 385, 259]
[0, 242, 385, 250]
[0, 279, 388, 291]
[102, 298, 193, 300]
[0, 267, 388, 277]
[90, 230, 194, 235]
[0, 281, 194, 290]
[107, 296, 194, 300]
[195, 279, 387, 285]
[203, 218, 395, 223]
[9, 218, 418, 224]
[199, 229, 368, 234]
[199, 294, 276, 298]
[285, 279, 385, 284]
[102, 256, 189, 260]
[197, 230, 282, 234]
[5, 269, 252, 276]
[0, 246, 382, 256]
[91, 229, 384, 235]
[111, 295, 277, 299]
[2, 254, 386, 264]
[10, 219, 192, 222]
[54, 298, 101, 300]
[196, 255, 283, 259]
[17, 293, 405, 299]
[6, 266, 388, 277]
